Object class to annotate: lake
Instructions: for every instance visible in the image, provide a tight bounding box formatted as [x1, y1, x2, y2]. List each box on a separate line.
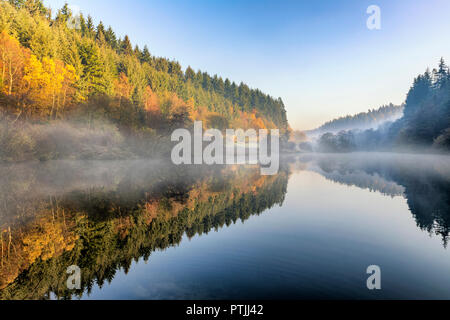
[0, 153, 449, 299]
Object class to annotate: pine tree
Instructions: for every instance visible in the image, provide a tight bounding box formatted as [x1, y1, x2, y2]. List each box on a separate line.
[55, 3, 71, 24]
[78, 39, 108, 96]
[79, 13, 87, 36]
[104, 26, 117, 49]
[120, 35, 133, 55]
[140, 45, 151, 63]
[96, 21, 106, 44]
[85, 15, 95, 38]
[435, 57, 448, 89]
[134, 45, 141, 58]
[185, 66, 195, 81]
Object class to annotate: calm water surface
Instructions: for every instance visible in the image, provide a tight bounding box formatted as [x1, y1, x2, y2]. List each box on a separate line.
[0, 153, 449, 299]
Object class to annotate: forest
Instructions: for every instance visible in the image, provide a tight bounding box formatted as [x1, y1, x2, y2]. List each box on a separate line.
[314, 59, 450, 153]
[310, 103, 404, 135]
[0, 0, 289, 162]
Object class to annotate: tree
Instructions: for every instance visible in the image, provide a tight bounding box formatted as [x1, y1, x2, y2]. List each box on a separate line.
[96, 21, 106, 45]
[24, 0, 48, 16]
[143, 86, 159, 112]
[0, 31, 29, 96]
[120, 35, 133, 55]
[22, 54, 77, 117]
[140, 45, 151, 64]
[104, 26, 117, 49]
[85, 15, 95, 38]
[185, 66, 195, 82]
[79, 13, 87, 36]
[78, 39, 108, 96]
[0, 0, 290, 135]
[434, 57, 448, 89]
[115, 72, 132, 107]
[55, 3, 71, 25]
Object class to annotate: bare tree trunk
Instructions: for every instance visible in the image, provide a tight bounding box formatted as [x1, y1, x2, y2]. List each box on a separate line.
[10, 110, 22, 125]
[50, 93, 56, 120]
[1, 231, 3, 267]
[8, 60, 13, 95]
[8, 227, 11, 258]
[0, 53, 5, 90]
[61, 88, 67, 119]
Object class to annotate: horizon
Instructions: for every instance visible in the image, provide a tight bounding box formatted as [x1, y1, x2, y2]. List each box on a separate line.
[43, 0, 450, 130]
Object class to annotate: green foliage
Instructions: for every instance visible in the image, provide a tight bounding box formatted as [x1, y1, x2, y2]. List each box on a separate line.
[317, 131, 356, 153]
[315, 59, 450, 152]
[396, 58, 450, 148]
[0, 0, 289, 132]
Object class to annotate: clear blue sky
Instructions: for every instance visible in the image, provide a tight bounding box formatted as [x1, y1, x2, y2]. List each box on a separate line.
[44, 0, 450, 130]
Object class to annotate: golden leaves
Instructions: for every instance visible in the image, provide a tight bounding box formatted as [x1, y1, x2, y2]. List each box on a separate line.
[1, 31, 78, 117]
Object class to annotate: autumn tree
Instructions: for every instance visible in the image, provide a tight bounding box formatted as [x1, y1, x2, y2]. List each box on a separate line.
[22, 55, 77, 117]
[143, 85, 159, 113]
[114, 72, 133, 107]
[0, 31, 29, 96]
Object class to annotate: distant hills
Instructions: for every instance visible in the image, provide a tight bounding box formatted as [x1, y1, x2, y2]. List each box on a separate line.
[313, 58, 450, 153]
[308, 103, 404, 136]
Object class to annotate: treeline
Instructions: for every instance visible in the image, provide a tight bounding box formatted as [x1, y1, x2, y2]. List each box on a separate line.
[313, 103, 404, 134]
[0, 0, 289, 160]
[316, 59, 450, 153]
[393, 58, 450, 148]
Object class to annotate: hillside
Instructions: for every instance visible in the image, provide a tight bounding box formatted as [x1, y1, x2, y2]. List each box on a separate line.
[315, 59, 450, 153]
[0, 0, 289, 161]
[309, 103, 404, 136]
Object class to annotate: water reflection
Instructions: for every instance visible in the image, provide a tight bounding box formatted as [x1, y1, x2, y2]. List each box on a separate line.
[0, 153, 449, 299]
[292, 153, 450, 245]
[0, 161, 288, 299]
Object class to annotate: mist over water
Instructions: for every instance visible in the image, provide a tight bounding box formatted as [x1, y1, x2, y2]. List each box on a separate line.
[0, 152, 449, 299]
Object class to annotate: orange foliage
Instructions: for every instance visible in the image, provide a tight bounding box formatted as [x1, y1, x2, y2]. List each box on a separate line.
[231, 110, 268, 130]
[114, 72, 133, 103]
[143, 86, 160, 113]
[0, 31, 30, 96]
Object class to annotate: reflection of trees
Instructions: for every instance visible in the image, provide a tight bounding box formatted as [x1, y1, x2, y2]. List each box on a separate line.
[401, 173, 450, 245]
[297, 153, 450, 246]
[0, 161, 288, 299]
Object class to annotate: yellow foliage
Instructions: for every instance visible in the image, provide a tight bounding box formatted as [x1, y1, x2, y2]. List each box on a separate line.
[0, 31, 30, 96]
[22, 54, 78, 116]
[21, 217, 78, 264]
[0, 31, 77, 117]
